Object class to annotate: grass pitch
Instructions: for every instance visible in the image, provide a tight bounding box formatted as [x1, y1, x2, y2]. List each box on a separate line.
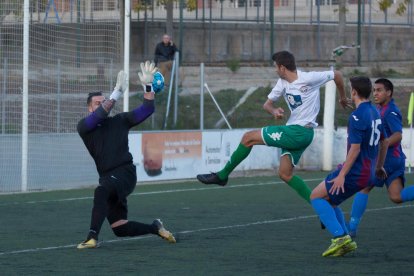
[1, 171, 414, 275]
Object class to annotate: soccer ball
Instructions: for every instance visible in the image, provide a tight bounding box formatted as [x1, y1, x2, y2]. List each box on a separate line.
[152, 72, 165, 93]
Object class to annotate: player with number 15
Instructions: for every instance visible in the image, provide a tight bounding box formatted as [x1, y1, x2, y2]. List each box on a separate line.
[310, 76, 389, 257]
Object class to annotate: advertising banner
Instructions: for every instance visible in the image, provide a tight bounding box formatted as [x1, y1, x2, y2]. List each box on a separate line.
[131, 131, 202, 181]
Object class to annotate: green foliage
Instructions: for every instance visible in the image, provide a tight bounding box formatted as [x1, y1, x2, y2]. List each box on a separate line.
[226, 59, 241, 73]
[370, 66, 405, 78]
[378, 0, 393, 11]
[86, 75, 98, 84]
[133, 0, 197, 12]
[129, 85, 357, 131]
[0, 124, 20, 134]
[378, 0, 411, 15]
[333, 7, 348, 14]
[396, 0, 412, 15]
[186, 0, 197, 11]
[349, 68, 364, 76]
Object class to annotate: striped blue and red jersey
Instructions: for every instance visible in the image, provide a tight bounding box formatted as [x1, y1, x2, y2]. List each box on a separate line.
[377, 99, 406, 162]
[346, 101, 385, 188]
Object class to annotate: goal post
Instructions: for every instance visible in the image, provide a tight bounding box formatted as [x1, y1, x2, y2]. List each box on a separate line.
[1, 0, 125, 192]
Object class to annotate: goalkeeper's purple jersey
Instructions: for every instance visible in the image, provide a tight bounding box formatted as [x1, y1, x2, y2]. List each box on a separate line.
[346, 101, 385, 188]
[378, 99, 406, 162]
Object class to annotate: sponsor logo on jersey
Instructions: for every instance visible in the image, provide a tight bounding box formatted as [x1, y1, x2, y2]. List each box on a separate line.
[352, 115, 359, 121]
[286, 93, 303, 110]
[268, 132, 283, 141]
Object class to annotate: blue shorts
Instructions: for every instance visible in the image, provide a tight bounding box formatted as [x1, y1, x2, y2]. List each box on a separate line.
[373, 158, 406, 188]
[325, 165, 372, 206]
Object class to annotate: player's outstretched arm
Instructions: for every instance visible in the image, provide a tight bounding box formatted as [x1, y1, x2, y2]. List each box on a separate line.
[100, 70, 127, 113]
[138, 61, 158, 98]
[334, 70, 353, 109]
[126, 61, 160, 126]
[109, 70, 128, 102]
[78, 70, 128, 134]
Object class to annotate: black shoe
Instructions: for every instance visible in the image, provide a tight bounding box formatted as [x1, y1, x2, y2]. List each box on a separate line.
[196, 172, 228, 186]
[320, 220, 326, 230]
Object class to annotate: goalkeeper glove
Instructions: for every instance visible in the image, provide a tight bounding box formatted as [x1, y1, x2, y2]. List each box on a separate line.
[110, 70, 128, 101]
[138, 61, 158, 93]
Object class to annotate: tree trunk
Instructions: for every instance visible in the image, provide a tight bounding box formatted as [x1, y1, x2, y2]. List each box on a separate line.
[166, 0, 174, 37]
[338, 0, 347, 45]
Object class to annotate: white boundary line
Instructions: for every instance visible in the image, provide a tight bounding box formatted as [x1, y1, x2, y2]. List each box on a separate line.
[0, 178, 324, 206]
[0, 204, 412, 256]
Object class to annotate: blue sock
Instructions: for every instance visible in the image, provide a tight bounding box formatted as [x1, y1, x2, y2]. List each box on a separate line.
[401, 186, 414, 202]
[349, 192, 368, 233]
[311, 198, 345, 237]
[333, 207, 348, 234]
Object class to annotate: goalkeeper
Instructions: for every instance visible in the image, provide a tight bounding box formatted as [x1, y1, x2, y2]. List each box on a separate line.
[76, 61, 175, 249]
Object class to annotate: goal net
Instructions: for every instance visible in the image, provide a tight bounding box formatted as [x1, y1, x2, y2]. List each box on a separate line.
[0, 0, 122, 192]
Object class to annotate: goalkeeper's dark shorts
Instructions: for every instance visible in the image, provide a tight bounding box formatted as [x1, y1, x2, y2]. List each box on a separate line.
[99, 163, 137, 224]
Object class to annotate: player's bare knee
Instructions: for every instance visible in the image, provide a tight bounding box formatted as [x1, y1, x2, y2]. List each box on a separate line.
[389, 194, 403, 204]
[278, 170, 292, 182]
[241, 132, 253, 146]
[309, 190, 318, 200]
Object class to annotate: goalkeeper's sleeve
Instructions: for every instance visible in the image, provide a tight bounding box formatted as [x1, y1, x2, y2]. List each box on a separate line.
[77, 101, 114, 134]
[126, 98, 155, 127]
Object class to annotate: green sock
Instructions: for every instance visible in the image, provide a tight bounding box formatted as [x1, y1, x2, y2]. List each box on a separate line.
[217, 143, 252, 180]
[287, 175, 311, 204]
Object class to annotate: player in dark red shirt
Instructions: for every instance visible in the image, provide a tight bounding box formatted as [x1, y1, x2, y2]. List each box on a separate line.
[348, 78, 414, 237]
[310, 76, 388, 257]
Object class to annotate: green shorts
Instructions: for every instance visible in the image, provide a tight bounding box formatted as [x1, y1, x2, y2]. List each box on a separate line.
[261, 125, 314, 166]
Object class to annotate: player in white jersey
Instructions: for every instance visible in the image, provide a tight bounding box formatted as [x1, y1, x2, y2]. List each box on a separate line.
[197, 51, 352, 205]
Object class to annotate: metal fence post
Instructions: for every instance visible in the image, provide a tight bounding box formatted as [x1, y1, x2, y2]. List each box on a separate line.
[1, 58, 7, 134]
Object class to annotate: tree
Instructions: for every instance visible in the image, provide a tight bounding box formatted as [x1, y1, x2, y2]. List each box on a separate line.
[133, 0, 196, 37]
[378, 0, 412, 16]
[337, 0, 347, 45]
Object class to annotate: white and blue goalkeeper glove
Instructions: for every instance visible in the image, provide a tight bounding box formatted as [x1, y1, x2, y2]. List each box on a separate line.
[110, 70, 128, 101]
[138, 61, 158, 93]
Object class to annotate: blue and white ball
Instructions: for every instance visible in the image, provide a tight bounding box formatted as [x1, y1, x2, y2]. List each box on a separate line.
[152, 72, 165, 93]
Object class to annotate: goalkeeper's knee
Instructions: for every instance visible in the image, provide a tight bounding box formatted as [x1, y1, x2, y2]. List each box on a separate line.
[112, 223, 130, 237]
[93, 185, 110, 207]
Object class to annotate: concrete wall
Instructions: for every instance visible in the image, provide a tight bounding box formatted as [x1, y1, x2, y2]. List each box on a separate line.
[1, 22, 413, 66]
[133, 22, 414, 63]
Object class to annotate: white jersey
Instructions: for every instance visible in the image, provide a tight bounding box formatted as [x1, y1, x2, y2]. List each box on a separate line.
[267, 70, 334, 127]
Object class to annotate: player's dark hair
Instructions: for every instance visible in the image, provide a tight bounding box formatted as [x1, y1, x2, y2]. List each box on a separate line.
[272, 51, 296, 71]
[350, 76, 372, 99]
[87, 91, 103, 105]
[375, 78, 394, 97]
